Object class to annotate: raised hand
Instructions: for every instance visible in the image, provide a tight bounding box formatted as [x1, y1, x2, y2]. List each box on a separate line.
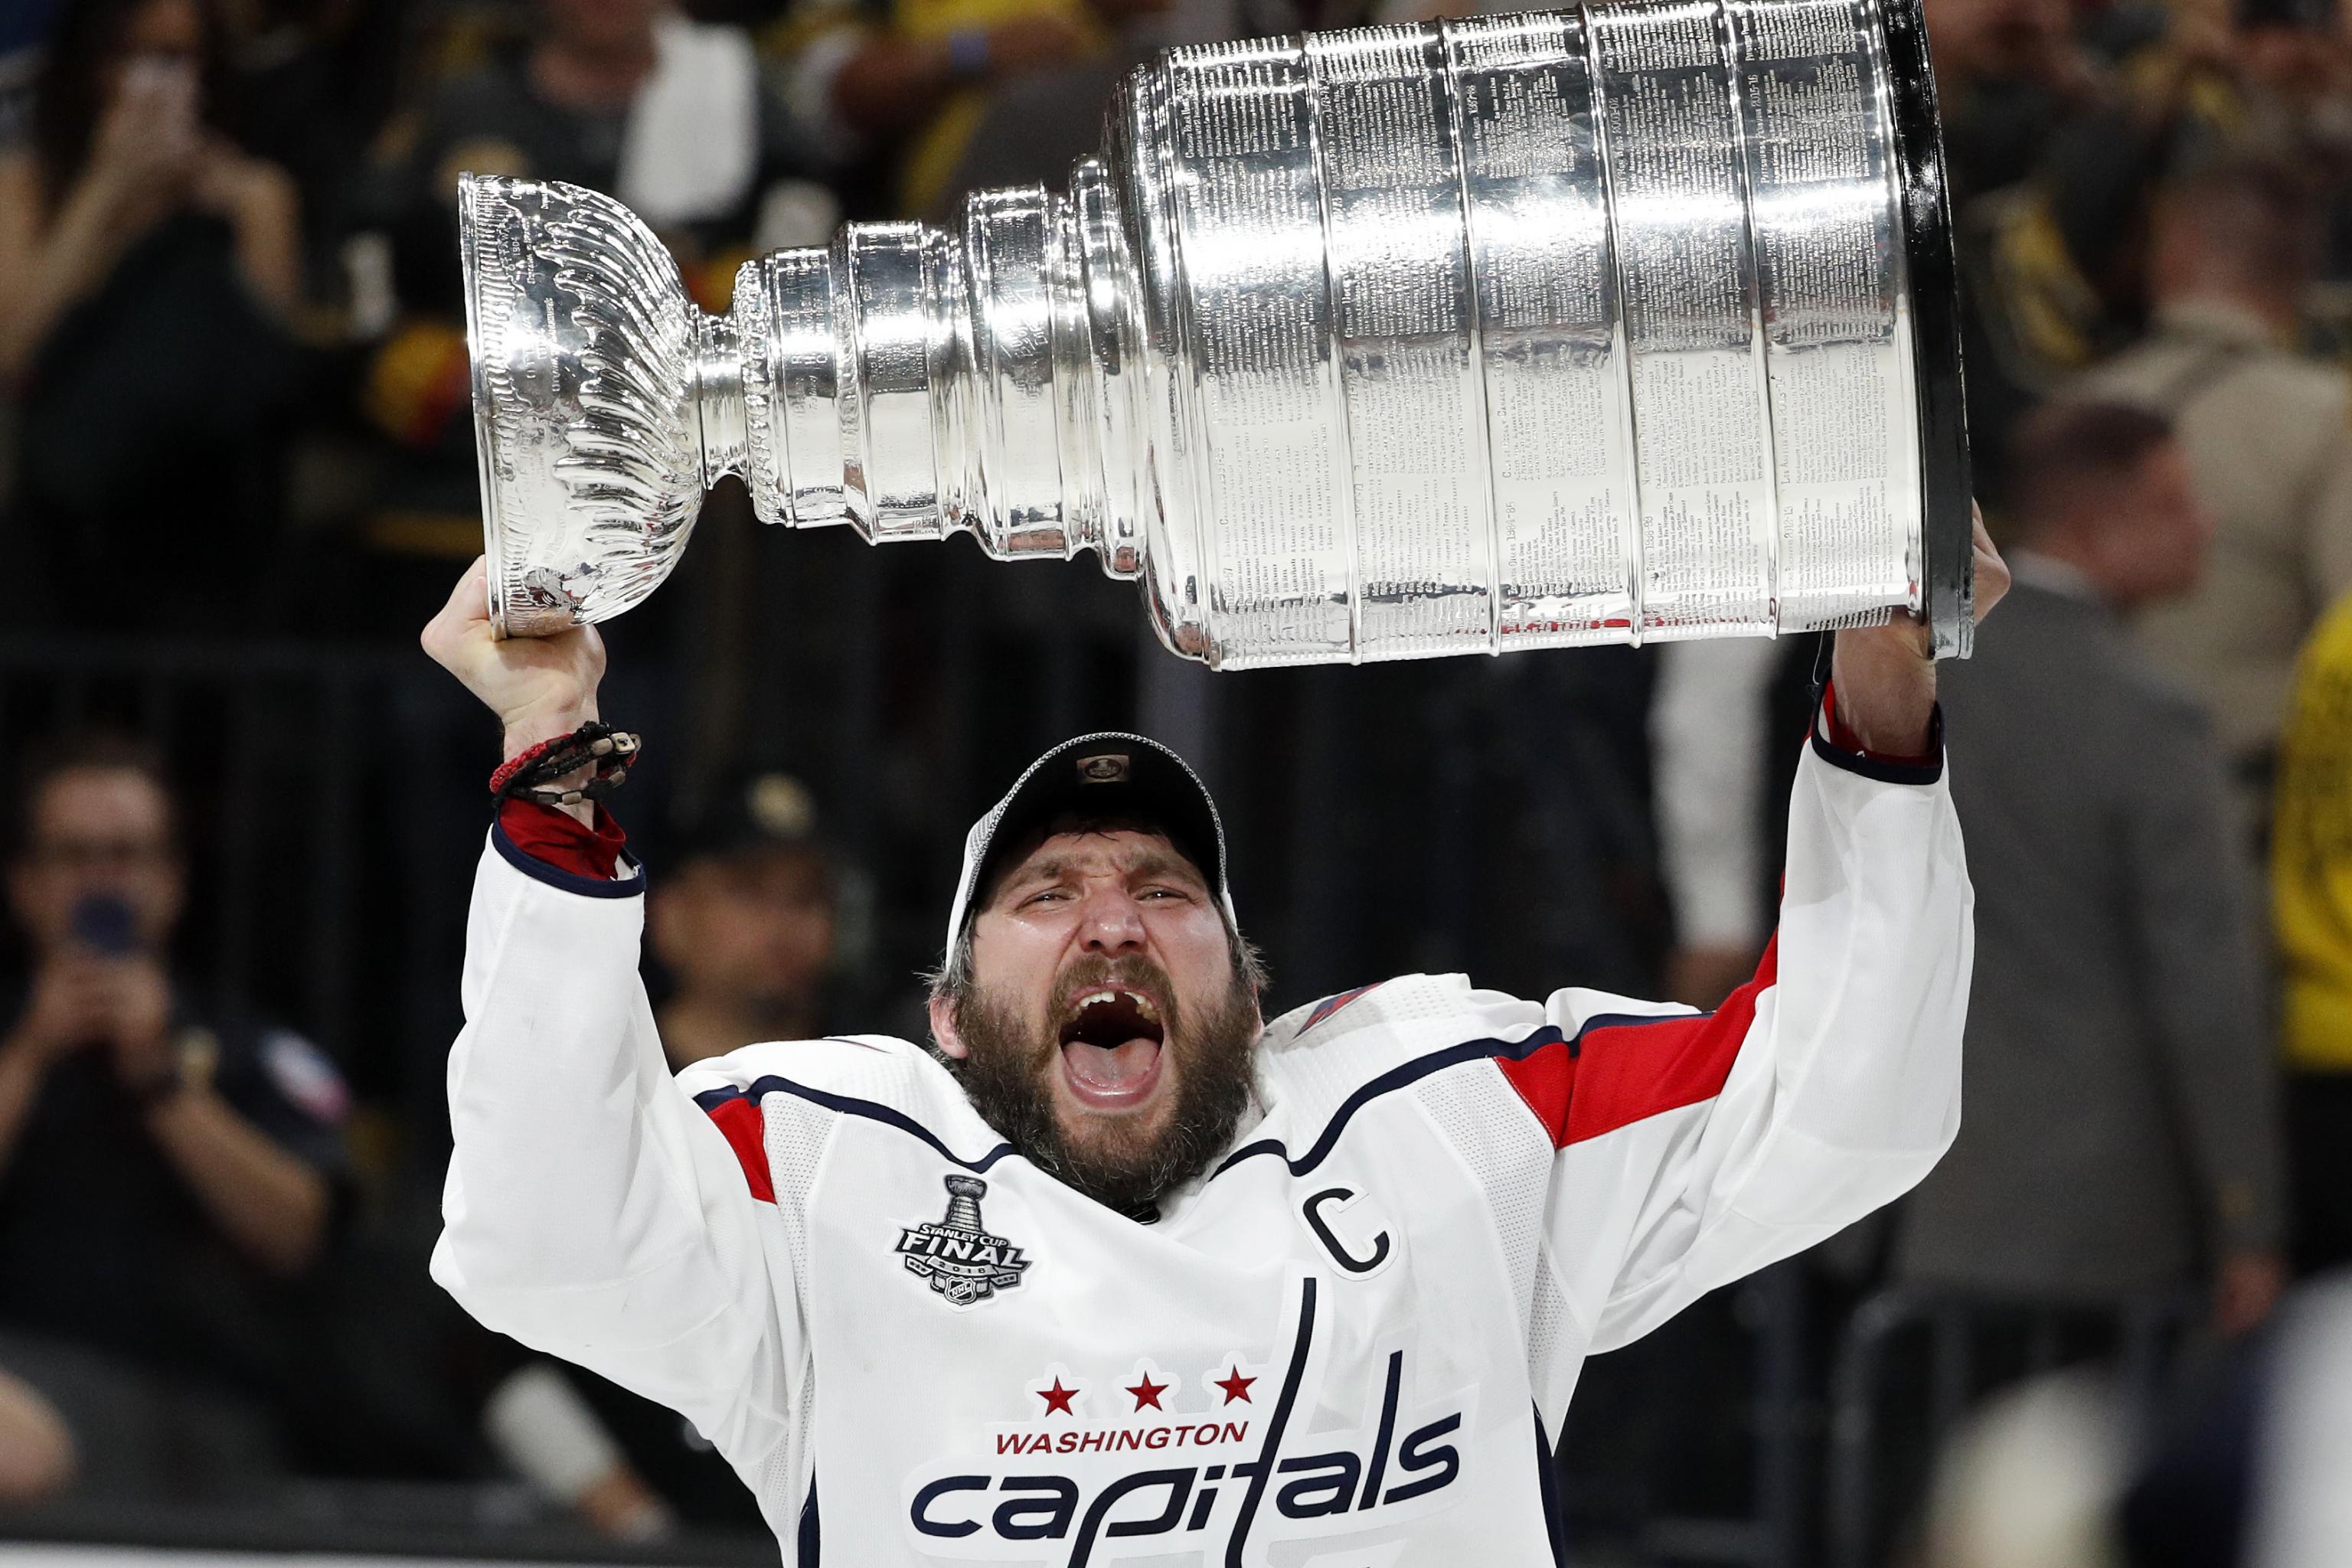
[86, 59, 201, 228]
[421, 558, 606, 761]
[1829, 505, 2009, 756]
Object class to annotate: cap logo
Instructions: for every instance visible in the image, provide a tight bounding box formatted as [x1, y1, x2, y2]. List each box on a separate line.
[1076, 753, 1131, 785]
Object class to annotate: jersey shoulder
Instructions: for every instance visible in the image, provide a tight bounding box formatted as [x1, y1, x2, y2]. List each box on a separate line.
[1262, 972, 1500, 1055]
[1261, 972, 1672, 1064]
[1255, 974, 1558, 1135]
[1256, 973, 1712, 1155]
[674, 1034, 1007, 1165]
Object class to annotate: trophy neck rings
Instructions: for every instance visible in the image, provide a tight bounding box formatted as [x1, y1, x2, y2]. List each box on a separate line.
[730, 172, 1147, 576]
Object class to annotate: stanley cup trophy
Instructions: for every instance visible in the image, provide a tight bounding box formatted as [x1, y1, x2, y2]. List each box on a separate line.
[461, 0, 1971, 668]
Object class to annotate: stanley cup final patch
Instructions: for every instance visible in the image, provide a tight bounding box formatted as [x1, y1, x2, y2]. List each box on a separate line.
[897, 1176, 1032, 1307]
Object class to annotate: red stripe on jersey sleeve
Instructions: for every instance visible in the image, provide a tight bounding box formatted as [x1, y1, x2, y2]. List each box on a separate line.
[1498, 1033, 1575, 1147]
[1500, 936, 1781, 1151]
[702, 1095, 777, 1204]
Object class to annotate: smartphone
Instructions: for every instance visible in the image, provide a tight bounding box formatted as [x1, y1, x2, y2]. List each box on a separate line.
[117, 54, 200, 149]
[69, 893, 139, 958]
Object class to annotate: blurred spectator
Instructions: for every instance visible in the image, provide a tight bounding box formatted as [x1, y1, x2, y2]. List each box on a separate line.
[0, 733, 351, 1497]
[1926, 0, 2098, 200]
[649, 770, 837, 1066]
[1939, 0, 2350, 501]
[359, 0, 823, 555]
[1919, 1370, 2130, 1568]
[371, 0, 816, 310]
[1649, 635, 1798, 1009]
[2067, 160, 2352, 847]
[2206, 0, 2352, 174]
[2272, 590, 2352, 1274]
[780, 0, 1169, 220]
[2096, 0, 2352, 240]
[2244, 1272, 2352, 1567]
[1927, 0, 2115, 501]
[479, 1361, 680, 1540]
[2114, 1270, 2352, 1568]
[475, 1348, 767, 1536]
[1893, 402, 2286, 1336]
[0, 0, 305, 635]
[1968, 0, 2352, 505]
[0, 1365, 73, 1506]
[213, 0, 408, 289]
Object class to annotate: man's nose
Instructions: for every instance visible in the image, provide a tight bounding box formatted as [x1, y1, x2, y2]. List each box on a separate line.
[1076, 887, 1148, 952]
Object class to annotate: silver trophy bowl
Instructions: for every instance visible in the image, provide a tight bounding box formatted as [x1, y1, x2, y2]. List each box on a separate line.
[462, 0, 1971, 665]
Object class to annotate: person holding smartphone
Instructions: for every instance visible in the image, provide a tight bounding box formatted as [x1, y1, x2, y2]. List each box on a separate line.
[0, 0, 305, 634]
[0, 733, 351, 1499]
[0, 0, 299, 381]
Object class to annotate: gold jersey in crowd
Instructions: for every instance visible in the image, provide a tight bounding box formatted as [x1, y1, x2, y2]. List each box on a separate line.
[2277, 591, 2352, 1073]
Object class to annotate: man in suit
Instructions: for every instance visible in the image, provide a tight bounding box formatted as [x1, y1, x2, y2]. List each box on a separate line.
[2066, 161, 2352, 852]
[1894, 400, 2287, 1334]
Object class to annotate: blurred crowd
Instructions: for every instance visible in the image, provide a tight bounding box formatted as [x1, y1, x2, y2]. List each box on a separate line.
[0, 0, 2347, 1560]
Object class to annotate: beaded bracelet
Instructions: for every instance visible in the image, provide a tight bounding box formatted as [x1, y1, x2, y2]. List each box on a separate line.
[490, 722, 642, 808]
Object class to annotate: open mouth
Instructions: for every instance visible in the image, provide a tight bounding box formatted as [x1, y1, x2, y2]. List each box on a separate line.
[1057, 985, 1168, 1109]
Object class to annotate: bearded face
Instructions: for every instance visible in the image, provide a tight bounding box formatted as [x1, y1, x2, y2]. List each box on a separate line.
[931, 827, 1264, 1213]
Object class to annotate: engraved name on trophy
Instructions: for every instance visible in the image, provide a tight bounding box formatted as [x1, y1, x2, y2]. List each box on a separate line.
[461, 0, 1971, 668]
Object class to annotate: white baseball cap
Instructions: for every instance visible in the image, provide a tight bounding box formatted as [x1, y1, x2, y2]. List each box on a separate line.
[942, 732, 1236, 961]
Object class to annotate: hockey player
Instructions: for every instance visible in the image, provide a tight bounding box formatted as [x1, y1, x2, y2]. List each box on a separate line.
[423, 521, 2007, 1563]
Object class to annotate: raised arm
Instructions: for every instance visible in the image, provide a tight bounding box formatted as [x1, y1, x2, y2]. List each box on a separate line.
[421, 564, 799, 1467]
[1517, 520, 2008, 1360]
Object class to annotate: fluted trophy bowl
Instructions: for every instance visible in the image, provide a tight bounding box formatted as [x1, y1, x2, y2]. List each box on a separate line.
[462, 0, 1972, 665]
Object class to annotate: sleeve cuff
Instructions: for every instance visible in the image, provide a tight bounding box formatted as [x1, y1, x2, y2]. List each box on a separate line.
[1811, 681, 1945, 786]
[492, 799, 641, 897]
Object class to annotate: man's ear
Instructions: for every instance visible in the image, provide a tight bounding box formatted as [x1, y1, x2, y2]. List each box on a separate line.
[928, 991, 968, 1060]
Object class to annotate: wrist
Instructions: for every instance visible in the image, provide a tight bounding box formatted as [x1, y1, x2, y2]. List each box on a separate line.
[501, 703, 599, 761]
[0, 1032, 49, 1076]
[1829, 625, 1937, 756]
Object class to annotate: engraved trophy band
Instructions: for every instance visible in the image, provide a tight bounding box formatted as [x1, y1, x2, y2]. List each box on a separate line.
[461, 0, 1971, 668]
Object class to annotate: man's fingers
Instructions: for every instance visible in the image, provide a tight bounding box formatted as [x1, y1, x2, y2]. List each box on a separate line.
[444, 557, 489, 626]
[1968, 505, 2011, 623]
[422, 558, 492, 668]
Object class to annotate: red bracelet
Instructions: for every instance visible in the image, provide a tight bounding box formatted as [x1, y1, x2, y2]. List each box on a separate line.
[488, 739, 557, 799]
[489, 722, 641, 807]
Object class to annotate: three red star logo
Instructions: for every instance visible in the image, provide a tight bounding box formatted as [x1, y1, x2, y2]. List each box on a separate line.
[1035, 1364, 1254, 1416]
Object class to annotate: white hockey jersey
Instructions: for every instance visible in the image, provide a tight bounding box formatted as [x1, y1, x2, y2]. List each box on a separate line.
[433, 729, 1972, 1564]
